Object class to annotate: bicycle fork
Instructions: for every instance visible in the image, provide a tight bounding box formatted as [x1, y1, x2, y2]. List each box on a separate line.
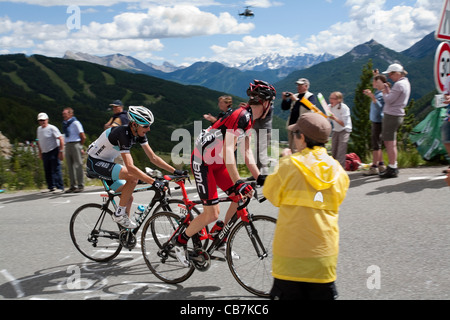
[244, 219, 269, 260]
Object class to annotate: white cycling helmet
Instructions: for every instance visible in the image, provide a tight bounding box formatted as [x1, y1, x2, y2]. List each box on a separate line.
[128, 106, 154, 126]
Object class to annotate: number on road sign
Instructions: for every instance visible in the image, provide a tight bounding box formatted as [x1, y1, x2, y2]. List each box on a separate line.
[434, 42, 450, 93]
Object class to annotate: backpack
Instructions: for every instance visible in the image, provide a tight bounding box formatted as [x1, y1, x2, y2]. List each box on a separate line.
[345, 153, 362, 171]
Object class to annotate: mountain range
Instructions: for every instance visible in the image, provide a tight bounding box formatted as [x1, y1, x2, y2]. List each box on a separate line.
[64, 32, 439, 107]
[63, 50, 336, 98]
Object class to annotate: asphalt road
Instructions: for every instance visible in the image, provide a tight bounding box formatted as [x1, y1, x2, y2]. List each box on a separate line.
[0, 166, 449, 301]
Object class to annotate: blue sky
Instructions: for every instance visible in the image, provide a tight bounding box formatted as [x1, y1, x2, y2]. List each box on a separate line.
[0, 0, 444, 67]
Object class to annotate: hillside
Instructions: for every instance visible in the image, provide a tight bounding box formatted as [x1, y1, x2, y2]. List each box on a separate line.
[0, 54, 248, 152]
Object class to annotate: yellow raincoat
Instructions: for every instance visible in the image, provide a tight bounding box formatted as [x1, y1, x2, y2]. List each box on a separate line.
[263, 146, 349, 283]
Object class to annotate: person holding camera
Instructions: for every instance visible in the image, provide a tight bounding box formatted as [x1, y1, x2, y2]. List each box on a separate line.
[282, 78, 316, 153]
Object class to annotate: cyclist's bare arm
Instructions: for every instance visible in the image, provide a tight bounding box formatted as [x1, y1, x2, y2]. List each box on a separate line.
[224, 133, 260, 184]
[224, 133, 241, 183]
[142, 143, 176, 174]
[243, 135, 260, 179]
[120, 152, 155, 185]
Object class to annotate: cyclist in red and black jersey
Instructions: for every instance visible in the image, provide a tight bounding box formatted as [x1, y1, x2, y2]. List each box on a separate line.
[174, 80, 277, 267]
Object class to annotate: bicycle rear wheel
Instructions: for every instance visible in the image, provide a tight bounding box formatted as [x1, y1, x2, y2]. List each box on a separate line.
[141, 211, 195, 283]
[227, 215, 276, 298]
[70, 203, 122, 262]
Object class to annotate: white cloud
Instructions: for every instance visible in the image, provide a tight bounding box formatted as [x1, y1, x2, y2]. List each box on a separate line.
[79, 6, 253, 39]
[304, 0, 441, 56]
[244, 0, 282, 9]
[0, 4, 253, 60]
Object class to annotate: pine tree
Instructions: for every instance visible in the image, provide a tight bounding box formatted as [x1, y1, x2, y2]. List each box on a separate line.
[399, 99, 418, 151]
[351, 60, 374, 162]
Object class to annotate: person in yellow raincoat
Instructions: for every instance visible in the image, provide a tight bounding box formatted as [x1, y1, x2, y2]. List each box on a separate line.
[263, 112, 349, 300]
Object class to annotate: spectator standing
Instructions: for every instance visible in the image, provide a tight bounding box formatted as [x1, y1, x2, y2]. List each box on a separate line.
[363, 74, 388, 175]
[328, 92, 352, 168]
[203, 96, 233, 124]
[62, 107, 86, 193]
[282, 78, 315, 153]
[379, 63, 411, 178]
[104, 100, 129, 129]
[264, 113, 350, 300]
[36, 112, 64, 193]
[253, 96, 273, 175]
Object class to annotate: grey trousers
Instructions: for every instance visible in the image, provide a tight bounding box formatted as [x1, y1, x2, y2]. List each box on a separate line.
[65, 142, 84, 189]
[331, 130, 350, 168]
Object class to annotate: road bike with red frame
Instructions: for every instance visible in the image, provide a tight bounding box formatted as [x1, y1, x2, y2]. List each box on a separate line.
[141, 175, 276, 298]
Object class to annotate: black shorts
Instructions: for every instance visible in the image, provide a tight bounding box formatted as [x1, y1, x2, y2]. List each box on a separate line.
[86, 156, 125, 191]
[270, 278, 338, 300]
[191, 153, 235, 206]
[371, 122, 382, 151]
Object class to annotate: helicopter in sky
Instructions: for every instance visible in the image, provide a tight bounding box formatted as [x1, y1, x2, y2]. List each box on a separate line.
[239, 6, 255, 18]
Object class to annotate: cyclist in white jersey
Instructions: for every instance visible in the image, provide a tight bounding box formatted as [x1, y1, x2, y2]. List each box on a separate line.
[87, 106, 184, 229]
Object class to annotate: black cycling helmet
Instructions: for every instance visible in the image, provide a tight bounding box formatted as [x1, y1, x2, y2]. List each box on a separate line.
[246, 80, 277, 103]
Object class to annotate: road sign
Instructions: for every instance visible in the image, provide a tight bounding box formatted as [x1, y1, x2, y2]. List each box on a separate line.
[436, 0, 450, 41]
[434, 42, 450, 93]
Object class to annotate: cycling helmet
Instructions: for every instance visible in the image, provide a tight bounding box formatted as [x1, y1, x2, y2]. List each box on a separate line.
[128, 106, 154, 126]
[246, 80, 277, 102]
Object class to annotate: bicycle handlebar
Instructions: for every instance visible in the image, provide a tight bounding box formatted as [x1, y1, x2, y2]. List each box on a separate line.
[145, 167, 266, 206]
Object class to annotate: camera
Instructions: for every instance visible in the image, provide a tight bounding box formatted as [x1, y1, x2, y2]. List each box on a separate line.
[284, 92, 292, 98]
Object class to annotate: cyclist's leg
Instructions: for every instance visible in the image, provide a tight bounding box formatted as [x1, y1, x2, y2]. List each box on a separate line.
[185, 162, 235, 237]
[182, 162, 220, 238]
[215, 163, 237, 226]
[185, 205, 219, 237]
[116, 166, 138, 216]
[86, 156, 134, 228]
[172, 160, 220, 266]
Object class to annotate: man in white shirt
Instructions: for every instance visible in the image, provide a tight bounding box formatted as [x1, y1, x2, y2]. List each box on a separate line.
[36, 112, 65, 193]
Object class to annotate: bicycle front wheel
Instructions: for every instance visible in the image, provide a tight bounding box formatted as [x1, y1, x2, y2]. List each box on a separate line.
[141, 211, 195, 283]
[70, 203, 122, 262]
[227, 215, 276, 298]
[153, 198, 202, 217]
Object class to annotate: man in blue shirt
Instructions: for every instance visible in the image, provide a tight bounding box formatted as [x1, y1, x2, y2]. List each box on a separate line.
[62, 107, 86, 193]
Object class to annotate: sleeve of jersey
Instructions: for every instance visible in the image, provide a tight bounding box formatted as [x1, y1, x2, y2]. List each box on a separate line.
[109, 127, 131, 153]
[139, 135, 148, 145]
[237, 110, 252, 136]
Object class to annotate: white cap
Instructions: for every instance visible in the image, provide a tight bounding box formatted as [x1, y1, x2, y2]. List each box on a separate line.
[296, 78, 310, 86]
[37, 112, 49, 120]
[382, 63, 406, 74]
